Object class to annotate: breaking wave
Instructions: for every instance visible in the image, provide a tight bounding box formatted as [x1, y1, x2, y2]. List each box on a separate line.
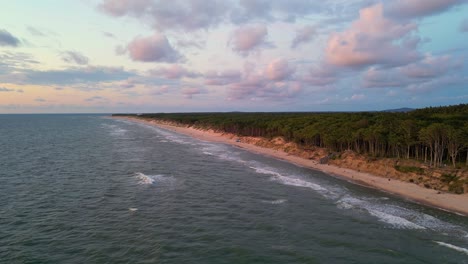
[134, 172, 176, 187]
[434, 241, 468, 255]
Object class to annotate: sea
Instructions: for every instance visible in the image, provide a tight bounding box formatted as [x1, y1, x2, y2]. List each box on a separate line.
[1, 114, 467, 263]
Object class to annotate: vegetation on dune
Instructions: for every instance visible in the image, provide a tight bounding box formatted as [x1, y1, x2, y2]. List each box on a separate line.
[115, 104, 468, 169]
[114, 104, 468, 193]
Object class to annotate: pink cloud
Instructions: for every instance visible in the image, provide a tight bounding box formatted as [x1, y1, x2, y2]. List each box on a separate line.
[302, 64, 337, 86]
[264, 59, 294, 81]
[229, 25, 274, 56]
[99, 0, 228, 31]
[149, 65, 199, 79]
[125, 33, 182, 63]
[228, 79, 302, 100]
[182, 87, 205, 99]
[151, 85, 171, 95]
[99, 0, 151, 16]
[204, 69, 241, 85]
[291, 25, 316, 48]
[385, 0, 464, 19]
[325, 4, 420, 68]
[225, 61, 301, 100]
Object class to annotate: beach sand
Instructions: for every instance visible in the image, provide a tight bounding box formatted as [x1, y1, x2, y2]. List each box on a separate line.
[115, 116, 468, 217]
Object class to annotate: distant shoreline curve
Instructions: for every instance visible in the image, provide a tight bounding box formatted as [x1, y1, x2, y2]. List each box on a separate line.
[113, 116, 468, 217]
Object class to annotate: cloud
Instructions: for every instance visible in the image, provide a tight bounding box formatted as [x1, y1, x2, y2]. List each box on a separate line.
[17, 66, 135, 86]
[149, 65, 200, 79]
[99, 0, 228, 31]
[344, 94, 366, 101]
[225, 60, 302, 100]
[325, 3, 420, 68]
[123, 33, 182, 63]
[0, 29, 20, 47]
[230, 0, 272, 23]
[182, 87, 205, 99]
[0, 87, 15, 92]
[265, 59, 294, 81]
[61, 51, 89, 65]
[102, 31, 116, 38]
[27, 26, 46, 37]
[204, 69, 241, 85]
[98, 0, 362, 32]
[362, 54, 463, 90]
[406, 75, 466, 93]
[363, 67, 409, 88]
[176, 38, 205, 49]
[460, 18, 468, 32]
[385, 0, 465, 19]
[229, 25, 274, 56]
[150, 85, 171, 95]
[0, 52, 39, 68]
[228, 79, 302, 100]
[291, 25, 316, 48]
[401, 54, 461, 79]
[302, 64, 338, 86]
[85, 96, 107, 102]
[98, 0, 151, 16]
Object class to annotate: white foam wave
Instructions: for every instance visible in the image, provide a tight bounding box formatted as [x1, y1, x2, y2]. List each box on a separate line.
[262, 199, 287, 205]
[199, 144, 244, 162]
[435, 241, 468, 255]
[135, 172, 177, 187]
[250, 165, 327, 192]
[336, 196, 429, 230]
[367, 209, 426, 229]
[125, 121, 466, 236]
[135, 172, 155, 185]
[275, 175, 327, 191]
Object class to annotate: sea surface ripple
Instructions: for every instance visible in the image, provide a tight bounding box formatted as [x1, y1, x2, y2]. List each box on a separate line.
[0, 114, 467, 263]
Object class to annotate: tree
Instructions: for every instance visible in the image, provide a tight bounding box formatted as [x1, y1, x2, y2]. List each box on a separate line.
[447, 126, 463, 167]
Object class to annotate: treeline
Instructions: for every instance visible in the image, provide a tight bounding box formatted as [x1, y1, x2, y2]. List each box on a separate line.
[114, 104, 468, 167]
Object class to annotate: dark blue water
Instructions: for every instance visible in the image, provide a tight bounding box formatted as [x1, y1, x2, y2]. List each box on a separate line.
[1, 114, 467, 263]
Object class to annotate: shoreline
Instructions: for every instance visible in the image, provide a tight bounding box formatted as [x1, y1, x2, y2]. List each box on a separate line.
[114, 116, 468, 217]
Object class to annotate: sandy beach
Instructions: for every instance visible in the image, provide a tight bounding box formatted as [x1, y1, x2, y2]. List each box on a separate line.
[115, 116, 468, 217]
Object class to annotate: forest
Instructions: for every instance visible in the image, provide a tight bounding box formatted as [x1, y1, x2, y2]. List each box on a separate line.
[114, 104, 468, 168]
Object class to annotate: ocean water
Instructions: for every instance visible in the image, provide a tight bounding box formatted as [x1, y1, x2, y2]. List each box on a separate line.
[1, 114, 467, 264]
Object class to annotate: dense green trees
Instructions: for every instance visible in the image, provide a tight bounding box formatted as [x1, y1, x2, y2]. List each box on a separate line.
[115, 104, 468, 167]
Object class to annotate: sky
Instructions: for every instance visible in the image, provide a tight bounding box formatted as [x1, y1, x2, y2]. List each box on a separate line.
[0, 0, 467, 113]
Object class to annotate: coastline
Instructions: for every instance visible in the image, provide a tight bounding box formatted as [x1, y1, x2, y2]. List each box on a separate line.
[114, 116, 468, 217]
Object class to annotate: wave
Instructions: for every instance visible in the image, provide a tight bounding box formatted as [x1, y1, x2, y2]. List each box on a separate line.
[335, 195, 468, 234]
[434, 241, 468, 255]
[367, 209, 426, 229]
[102, 123, 128, 136]
[134, 172, 178, 188]
[251, 163, 432, 231]
[262, 199, 287, 205]
[249, 165, 332, 194]
[135, 172, 156, 185]
[129, 121, 467, 236]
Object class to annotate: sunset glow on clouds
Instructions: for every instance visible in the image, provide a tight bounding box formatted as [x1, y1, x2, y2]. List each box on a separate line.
[0, 0, 467, 113]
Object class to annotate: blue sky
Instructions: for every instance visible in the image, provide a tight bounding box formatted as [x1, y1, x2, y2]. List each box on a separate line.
[0, 0, 467, 113]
